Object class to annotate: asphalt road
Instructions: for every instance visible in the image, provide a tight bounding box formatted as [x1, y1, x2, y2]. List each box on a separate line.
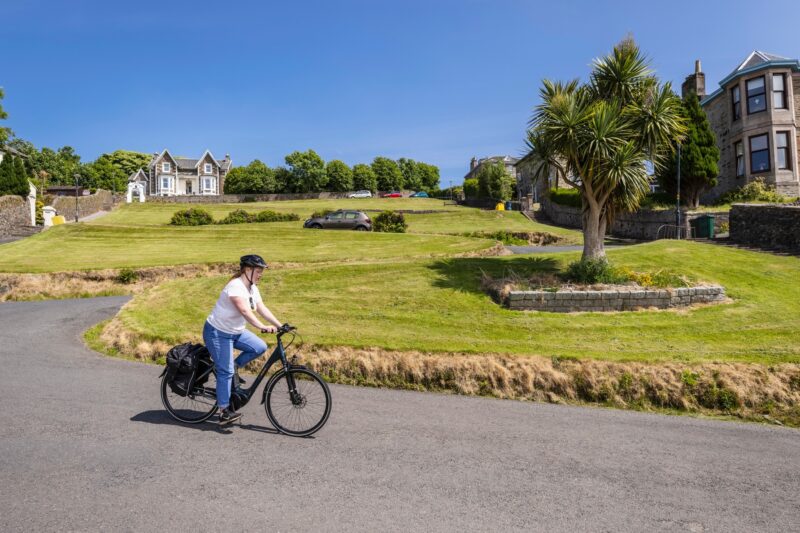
[1, 297, 798, 532]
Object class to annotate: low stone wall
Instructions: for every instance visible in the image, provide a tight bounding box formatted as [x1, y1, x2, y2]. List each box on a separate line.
[51, 190, 114, 220]
[729, 203, 800, 251]
[150, 192, 360, 203]
[539, 198, 729, 240]
[0, 195, 32, 237]
[506, 286, 726, 312]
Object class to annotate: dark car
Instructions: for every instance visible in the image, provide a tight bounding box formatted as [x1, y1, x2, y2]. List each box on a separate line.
[303, 210, 372, 231]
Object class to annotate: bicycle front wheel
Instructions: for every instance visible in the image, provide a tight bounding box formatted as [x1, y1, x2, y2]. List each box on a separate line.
[265, 368, 332, 437]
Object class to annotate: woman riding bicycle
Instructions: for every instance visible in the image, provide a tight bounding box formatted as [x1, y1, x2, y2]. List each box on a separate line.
[204, 254, 283, 425]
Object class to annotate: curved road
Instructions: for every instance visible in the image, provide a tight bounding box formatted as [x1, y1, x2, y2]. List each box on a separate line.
[1, 298, 798, 532]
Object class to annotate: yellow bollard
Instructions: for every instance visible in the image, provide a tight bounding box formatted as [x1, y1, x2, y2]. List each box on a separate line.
[495, 202, 505, 211]
[52, 215, 66, 225]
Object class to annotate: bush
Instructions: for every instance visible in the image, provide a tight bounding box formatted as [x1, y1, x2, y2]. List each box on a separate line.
[311, 209, 335, 219]
[717, 178, 785, 204]
[463, 178, 479, 199]
[116, 268, 139, 284]
[255, 210, 300, 222]
[562, 259, 629, 285]
[464, 230, 529, 246]
[170, 208, 213, 226]
[548, 187, 582, 207]
[216, 209, 255, 224]
[373, 211, 407, 233]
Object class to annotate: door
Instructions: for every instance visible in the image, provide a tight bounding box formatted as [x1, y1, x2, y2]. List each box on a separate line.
[186, 180, 193, 194]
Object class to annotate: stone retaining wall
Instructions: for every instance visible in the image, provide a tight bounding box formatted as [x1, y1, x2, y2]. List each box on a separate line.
[729, 203, 800, 251]
[0, 195, 31, 237]
[506, 286, 726, 312]
[149, 192, 363, 203]
[540, 197, 729, 240]
[51, 190, 114, 220]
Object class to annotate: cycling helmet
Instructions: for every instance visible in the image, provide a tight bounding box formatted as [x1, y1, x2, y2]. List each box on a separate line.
[240, 254, 268, 270]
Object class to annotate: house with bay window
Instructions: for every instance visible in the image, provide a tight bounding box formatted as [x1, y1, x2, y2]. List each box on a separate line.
[128, 149, 232, 196]
[683, 51, 800, 200]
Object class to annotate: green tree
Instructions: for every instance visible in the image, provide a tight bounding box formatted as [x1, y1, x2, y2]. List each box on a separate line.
[656, 93, 720, 208]
[352, 163, 377, 192]
[417, 162, 440, 191]
[371, 156, 403, 191]
[463, 178, 479, 199]
[476, 161, 514, 201]
[0, 87, 10, 146]
[397, 158, 423, 190]
[273, 166, 294, 193]
[526, 38, 686, 260]
[285, 149, 327, 192]
[103, 150, 151, 177]
[325, 160, 353, 191]
[224, 160, 275, 194]
[0, 156, 29, 197]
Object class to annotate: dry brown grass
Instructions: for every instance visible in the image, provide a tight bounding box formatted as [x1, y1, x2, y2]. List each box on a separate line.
[91, 318, 800, 427]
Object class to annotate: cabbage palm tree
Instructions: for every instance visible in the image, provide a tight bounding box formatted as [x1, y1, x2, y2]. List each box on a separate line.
[526, 38, 686, 260]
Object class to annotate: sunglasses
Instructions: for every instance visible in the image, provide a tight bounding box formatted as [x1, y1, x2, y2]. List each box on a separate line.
[249, 296, 256, 311]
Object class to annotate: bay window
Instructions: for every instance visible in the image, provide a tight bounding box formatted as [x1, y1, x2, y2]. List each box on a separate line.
[749, 134, 770, 173]
[746, 76, 767, 114]
[772, 74, 786, 109]
[776, 132, 791, 170]
[735, 141, 744, 177]
[731, 85, 741, 120]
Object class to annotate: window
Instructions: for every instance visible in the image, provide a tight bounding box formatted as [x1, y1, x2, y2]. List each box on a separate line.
[776, 132, 791, 170]
[204, 163, 212, 174]
[749, 134, 770, 173]
[161, 176, 172, 193]
[328, 212, 343, 220]
[344, 212, 358, 220]
[203, 177, 213, 193]
[162, 162, 171, 172]
[746, 76, 767, 114]
[773, 74, 787, 109]
[735, 141, 745, 177]
[731, 85, 741, 120]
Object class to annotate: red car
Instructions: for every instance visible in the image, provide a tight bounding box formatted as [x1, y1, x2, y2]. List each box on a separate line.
[382, 191, 402, 198]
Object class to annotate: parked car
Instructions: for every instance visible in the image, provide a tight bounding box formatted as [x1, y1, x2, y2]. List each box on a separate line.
[410, 191, 429, 198]
[382, 191, 402, 198]
[348, 190, 372, 198]
[303, 210, 372, 231]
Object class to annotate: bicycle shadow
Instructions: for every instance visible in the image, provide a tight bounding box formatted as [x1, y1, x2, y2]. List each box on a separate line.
[130, 410, 281, 435]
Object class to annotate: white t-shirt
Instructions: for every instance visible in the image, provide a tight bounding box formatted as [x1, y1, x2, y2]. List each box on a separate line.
[207, 277, 263, 334]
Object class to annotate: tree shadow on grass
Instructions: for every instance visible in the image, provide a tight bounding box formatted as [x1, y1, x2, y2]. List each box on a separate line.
[428, 256, 561, 296]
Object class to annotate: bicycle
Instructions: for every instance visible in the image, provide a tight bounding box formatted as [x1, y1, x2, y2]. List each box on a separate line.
[160, 324, 332, 437]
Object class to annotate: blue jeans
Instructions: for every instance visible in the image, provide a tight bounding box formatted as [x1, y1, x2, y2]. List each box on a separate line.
[203, 321, 268, 409]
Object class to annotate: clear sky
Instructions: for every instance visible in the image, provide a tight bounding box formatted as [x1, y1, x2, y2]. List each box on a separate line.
[2, 0, 800, 186]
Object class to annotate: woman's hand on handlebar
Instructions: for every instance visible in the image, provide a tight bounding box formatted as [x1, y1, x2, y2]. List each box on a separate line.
[260, 325, 278, 334]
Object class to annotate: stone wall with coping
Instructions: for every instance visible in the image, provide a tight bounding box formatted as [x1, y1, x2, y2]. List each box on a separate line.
[506, 286, 726, 312]
[0, 195, 31, 236]
[51, 190, 114, 220]
[540, 197, 730, 240]
[729, 203, 800, 251]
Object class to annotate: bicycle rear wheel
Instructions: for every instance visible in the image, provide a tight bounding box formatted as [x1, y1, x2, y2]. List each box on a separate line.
[161, 371, 218, 424]
[265, 368, 331, 437]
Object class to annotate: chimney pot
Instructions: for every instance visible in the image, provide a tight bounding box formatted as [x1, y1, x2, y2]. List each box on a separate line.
[695, 59, 702, 74]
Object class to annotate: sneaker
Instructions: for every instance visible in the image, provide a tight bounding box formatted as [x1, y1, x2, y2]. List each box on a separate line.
[234, 370, 247, 387]
[218, 407, 243, 426]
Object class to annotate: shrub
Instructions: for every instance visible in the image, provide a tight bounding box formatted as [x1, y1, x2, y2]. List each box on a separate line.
[373, 211, 407, 233]
[464, 230, 529, 246]
[255, 210, 300, 222]
[717, 178, 785, 204]
[548, 187, 582, 208]
[216, 209, 255, 224]
[170, 207, 213, 226]
[116, 268, 139, 284]
[311, 209, 335, 219]
[463, 178, 479, 199]
[562, 258, 629, 285]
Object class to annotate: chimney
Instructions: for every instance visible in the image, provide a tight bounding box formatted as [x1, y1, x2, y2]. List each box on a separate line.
[470, 157, 477, 170]
[681, 59, 706, 99]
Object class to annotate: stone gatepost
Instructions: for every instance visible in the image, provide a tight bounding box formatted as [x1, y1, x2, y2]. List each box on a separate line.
[27, 182, 37, 226]
[42, 206, 56, 227]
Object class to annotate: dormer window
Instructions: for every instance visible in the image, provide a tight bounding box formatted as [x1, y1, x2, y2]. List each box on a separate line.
[162, 162, 171, 173]
[204, 163, 213, 174]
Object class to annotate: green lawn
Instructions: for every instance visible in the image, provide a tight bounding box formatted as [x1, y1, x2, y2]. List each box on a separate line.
[118, 240, 800, 364]
[0, 224, 493, 273]
[89, 201, 580, 240]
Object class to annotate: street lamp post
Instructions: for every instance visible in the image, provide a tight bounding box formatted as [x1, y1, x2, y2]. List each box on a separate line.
[74, 173, 81, 222]
[675, 143, 682, 238]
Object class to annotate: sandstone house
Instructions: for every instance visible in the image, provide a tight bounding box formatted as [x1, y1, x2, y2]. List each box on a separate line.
[684, 51, 800, 200]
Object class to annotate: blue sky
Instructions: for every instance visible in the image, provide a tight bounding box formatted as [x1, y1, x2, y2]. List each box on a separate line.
[2, 0, 800, 186]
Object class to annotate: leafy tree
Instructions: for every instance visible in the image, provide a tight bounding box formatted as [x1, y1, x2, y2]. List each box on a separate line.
[273, 166, 294, 193]
[371, 156, 403, 191]
[285, 149, 327, 192]
[476, 161, 514, 201]
[101, 150, 151, 177]
[463, 178, 479, 199]
[0, 156, 30, 197]
[352, 163, 377, 192]
[325, 160, 353, 191]
[657, 93, 719, 208]
[397, 158, 423, 190]
[0, 87, 10, 146]
[526, 38, 685, 260]
[224, 160, 275, 194]
[417, 162, 440, 191]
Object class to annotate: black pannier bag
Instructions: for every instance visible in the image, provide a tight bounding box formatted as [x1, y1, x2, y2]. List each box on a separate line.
[165, 343, 213, 396]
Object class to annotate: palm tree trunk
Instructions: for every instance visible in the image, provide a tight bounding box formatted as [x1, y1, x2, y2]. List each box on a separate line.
[582, 202, 607, 260]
